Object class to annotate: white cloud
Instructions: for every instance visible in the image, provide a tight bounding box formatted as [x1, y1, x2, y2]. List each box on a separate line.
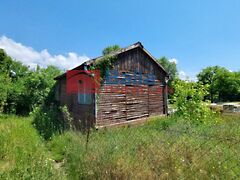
[169, 58, 178, 64]
[179, 70, 188, 80]
[179, 70, 197, 82]
[0, 36, 89, 70]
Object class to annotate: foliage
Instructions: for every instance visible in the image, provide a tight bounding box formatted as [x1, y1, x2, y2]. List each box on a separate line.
[102, 45, 121, 56]
[88, 44, 121, 81]
[22, 66, 61, 112]
[1, 114, 239, 179]
[157, 56, 178, 86]
[197, 66, 240, 102]
[0, 49, 14, 74]
[0, 115, 64, 179]
[88, 44, 121, 79]
[47, 115, 239, 179]
[60, 105, 73, 130]
[0, 49, 62, 115]
[32, 105, 72, 140]
[172, 79, 218, 124]
[0, 74, 10, 113]
[90, 55, 118, 79]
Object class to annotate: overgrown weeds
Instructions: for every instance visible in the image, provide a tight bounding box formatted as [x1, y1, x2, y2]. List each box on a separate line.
[1, 114, 239, 179]
[0, 115, 65, 179]
[32, 105, 72, 140]
[47, 114, 240, 179]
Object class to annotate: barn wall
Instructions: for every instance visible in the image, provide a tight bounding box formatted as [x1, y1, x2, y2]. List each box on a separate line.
[55, 47, 167, 128]
[96, 85, 127, 126]
[57, 78, 95, 130]
[149, 85, 165, 116]
[96, 47, 166, 127]
[114, 47, 166, 83]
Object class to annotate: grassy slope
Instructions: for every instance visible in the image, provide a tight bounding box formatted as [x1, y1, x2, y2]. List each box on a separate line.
[0, 115, 65, 179]
[0, 114, 239, 179]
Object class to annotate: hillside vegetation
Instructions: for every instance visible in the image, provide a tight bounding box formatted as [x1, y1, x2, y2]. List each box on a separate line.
[1, 114, 239, 179]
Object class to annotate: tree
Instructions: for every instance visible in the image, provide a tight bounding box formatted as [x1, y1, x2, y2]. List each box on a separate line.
[0, 49, 13, 75]
[157, 57, 177, 80]
[197, 66, 240, 102]
[0, 48, 62, 114]
[157, 57, 178, 87]
[22, 66, 61, 113]
[102, 45, 121, 56]
[197, 66, 221, 102]
[0, 74, 10, 112]
[214, 70, 240, 102]
[0, 49, 13, 113]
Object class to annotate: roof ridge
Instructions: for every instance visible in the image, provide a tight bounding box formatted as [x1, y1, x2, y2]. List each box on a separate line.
[55, 42, 168, 80]
[84, 42, 144, 65]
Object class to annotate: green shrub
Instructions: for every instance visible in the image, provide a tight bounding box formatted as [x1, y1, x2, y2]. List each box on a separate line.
[172, 80, 219, 124]
[0, 48, 62, 115]
[32, 105, 71, 140]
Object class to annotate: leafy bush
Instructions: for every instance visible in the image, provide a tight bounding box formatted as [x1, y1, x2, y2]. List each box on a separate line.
[0, 49, 62, 115]
[32, 105, 72, 140]
[172, 80, 219, 124]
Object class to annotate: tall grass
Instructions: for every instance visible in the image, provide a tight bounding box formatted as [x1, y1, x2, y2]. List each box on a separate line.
[0, 114, 239, 179]
[0, 115, 65, 179]
[48, 115, 240, 179]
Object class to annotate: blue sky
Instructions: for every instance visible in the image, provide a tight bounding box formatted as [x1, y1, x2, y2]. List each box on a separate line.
[0, 0, 240, 79]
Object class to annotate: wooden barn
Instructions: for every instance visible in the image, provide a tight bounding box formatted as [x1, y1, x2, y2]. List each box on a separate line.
[54, 42, 169, 129]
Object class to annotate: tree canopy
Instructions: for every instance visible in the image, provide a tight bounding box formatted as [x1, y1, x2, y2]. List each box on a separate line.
[157, 57, 178, 87]
[157, 57, 177, 79]
[102, 45, 121, 56]
[197, 66, 240, 102]
[0, 49, 61, 114]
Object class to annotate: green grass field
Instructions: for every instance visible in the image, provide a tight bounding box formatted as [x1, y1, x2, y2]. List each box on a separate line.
[0, 114, 239, 179]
